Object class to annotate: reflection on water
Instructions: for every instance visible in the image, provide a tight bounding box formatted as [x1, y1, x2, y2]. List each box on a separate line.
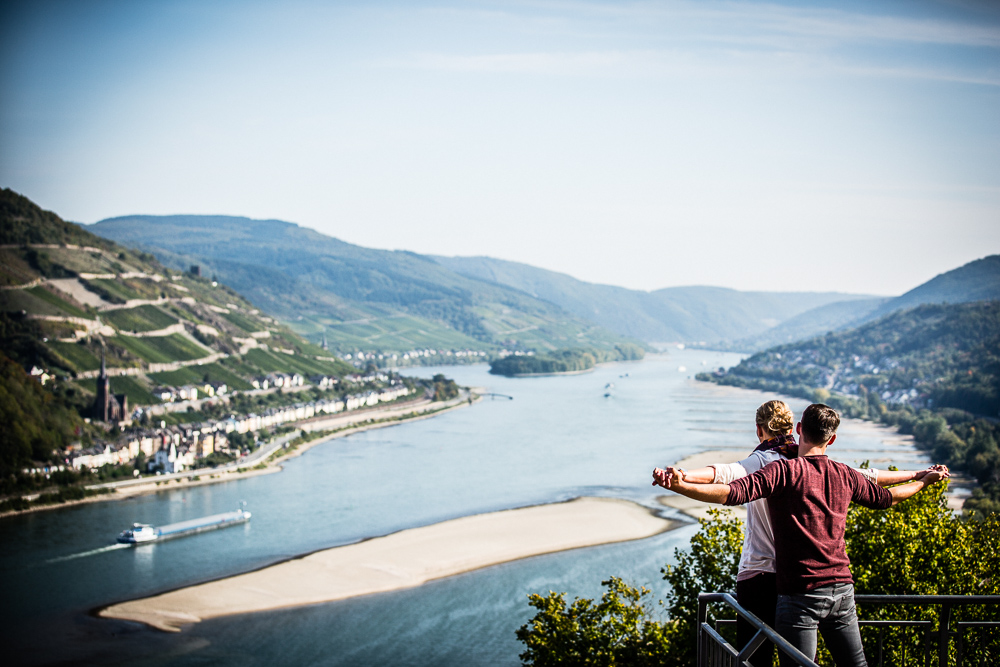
[1, 351, 929, 666]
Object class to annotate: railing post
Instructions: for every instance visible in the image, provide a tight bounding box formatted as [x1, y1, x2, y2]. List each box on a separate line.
[698, 594, 709, 667]
[938, 602, 952, 667]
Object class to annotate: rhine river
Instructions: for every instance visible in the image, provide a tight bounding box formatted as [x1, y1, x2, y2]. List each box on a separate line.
[0, 350, 930, 666]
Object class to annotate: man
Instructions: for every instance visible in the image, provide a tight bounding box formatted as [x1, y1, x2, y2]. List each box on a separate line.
[654, 404, 948, 666]
[653, 399, 945, 667]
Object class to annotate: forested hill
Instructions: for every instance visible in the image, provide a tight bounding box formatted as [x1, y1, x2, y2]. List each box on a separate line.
[867, 254, 1000, 319]
[432, 254, 877, 345]
[1, 188, 106, 247]
[707, 301, 1000, 416]
[701, 300, 1000, 514]
[88, 215, 635, 355]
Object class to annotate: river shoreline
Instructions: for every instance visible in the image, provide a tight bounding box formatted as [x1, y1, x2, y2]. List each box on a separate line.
[0, 392, 480, 520]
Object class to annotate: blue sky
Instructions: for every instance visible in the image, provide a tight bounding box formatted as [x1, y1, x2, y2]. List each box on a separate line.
[2, 0, 998, 295]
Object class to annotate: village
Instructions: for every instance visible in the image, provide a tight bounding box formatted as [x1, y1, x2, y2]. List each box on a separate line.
[43, 360, 416, 476]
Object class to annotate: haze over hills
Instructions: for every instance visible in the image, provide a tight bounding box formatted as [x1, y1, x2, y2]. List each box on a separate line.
[866, 255, 1000, 320]
[435, 254, 1000, 352]
[432, 255, 880, 346]
[726, 254, 1000, 351]
[90, 213, 893, 352]
[86, 213, 1000, 355]
[88, 215, 632, 355]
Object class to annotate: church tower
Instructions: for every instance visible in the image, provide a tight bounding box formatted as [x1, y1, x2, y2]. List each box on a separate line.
[95, 344, 111, 422]
[93, 344, 125, 423]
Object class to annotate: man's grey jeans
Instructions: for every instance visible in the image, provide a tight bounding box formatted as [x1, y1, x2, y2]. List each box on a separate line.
[776, 582, 867, 666]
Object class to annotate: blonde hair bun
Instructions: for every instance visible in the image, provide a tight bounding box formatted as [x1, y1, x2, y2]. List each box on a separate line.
[755, 400, 794, 436]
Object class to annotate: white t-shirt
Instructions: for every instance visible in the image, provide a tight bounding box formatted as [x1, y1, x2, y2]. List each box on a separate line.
[712, 453, 877, 581]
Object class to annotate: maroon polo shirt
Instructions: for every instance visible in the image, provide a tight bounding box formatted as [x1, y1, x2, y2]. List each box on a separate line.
[725, 455, 892, 595]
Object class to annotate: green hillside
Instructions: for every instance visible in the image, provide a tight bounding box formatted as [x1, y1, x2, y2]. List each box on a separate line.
[0, 187, 105, 248]
[725, 297, 888, 352]
[0, 189, 356, 400]
[88, 214, 642, 355]
[701, 301, 1000, 514]
[867, 255, 1000, 319]
[433, 254, 880, 345]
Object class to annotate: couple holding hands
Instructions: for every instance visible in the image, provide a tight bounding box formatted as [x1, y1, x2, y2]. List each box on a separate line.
[652, 400, 949, 667]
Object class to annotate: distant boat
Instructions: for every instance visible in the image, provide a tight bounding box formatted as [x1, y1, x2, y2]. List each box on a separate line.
[677, 366, 687, 372]
[604, 392, 612, 398]
[117, 503, 251, 545]
[605, 382, 615, 389]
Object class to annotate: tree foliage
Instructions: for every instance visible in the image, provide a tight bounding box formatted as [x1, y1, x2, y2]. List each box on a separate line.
[429, 373, 459, 401]
[516, 577, 672, 667]
[518, 491, 998, 666]
[0, 187, 104, 247]
[490, 344, 645, 377]
[0, 353, 81, 479]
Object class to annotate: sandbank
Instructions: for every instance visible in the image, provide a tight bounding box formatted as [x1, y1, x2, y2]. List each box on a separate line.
[100, 497, 677, 632]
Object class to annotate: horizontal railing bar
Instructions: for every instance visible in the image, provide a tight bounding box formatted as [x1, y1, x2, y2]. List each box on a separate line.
[955, 621, 1000, 627]
[858, 620, 934, 627]
[855, 595, 1000, 605]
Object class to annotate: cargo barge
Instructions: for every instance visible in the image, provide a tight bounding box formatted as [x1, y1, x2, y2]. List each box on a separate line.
[117, 504, 251, 544]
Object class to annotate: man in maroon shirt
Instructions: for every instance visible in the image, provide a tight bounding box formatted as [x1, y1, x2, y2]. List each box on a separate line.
[657, 404, 948, 666]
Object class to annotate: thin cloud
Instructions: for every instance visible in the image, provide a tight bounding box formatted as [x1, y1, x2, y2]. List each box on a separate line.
[510, 0, 1000, 49]
[380, 47, 1000, 87]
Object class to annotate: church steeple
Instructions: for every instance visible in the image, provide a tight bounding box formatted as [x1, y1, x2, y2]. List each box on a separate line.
[95, 342, 110, 422]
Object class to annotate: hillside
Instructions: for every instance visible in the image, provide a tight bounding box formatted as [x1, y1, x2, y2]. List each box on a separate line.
[866, 255, 1000, 320]
[88, 215, 635, 355]
[701, 301, 1000, 513]
[725, 297, 889, 351]
[432, 255, 879, 345]
[708, 301, 1000, 414]
[1, 190, 356, 410]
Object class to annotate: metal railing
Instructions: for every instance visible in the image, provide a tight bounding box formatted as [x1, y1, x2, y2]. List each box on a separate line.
[698, 593, 1000, 667]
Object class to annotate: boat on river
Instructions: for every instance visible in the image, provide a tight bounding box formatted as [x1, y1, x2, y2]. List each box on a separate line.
[117, 503, 252, 544]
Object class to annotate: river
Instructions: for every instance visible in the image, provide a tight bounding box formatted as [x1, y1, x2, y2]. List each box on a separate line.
[0, 350, 929, 666]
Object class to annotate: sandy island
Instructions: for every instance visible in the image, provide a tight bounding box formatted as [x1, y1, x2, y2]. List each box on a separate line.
[100, 497, 678, 632]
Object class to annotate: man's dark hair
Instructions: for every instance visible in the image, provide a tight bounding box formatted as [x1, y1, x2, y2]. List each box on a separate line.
[800, 403, 840, 445]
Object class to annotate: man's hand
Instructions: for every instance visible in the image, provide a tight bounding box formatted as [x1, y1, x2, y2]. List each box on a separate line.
[914, 464, 949, 482]
[652, 467, 682, 488]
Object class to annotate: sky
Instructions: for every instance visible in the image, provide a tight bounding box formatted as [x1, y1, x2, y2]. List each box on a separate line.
[1, 0, 999, 296]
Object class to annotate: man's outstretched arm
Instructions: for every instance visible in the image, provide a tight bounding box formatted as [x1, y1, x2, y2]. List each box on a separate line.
[887, 468, 949, 506]
[651, 465, 716, 487]
[875, 465, 949, 487]
[652, 468, 732, 504]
